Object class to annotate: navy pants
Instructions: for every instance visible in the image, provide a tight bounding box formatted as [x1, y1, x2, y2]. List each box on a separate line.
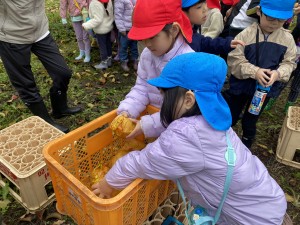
[119, 32, 138, 62]
[0, 34, 72, 104]
[223, 91, 270, 144]
[95, 32, 112, 61]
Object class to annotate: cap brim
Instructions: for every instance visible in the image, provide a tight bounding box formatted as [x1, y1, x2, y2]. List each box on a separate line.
[147, 76, 177, 88]
[195, 92, 232, 131]
[128, 24, 165, 40]
[261, 7, 292, 20]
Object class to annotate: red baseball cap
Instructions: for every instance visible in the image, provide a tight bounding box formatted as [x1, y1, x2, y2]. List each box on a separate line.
[128, 0, 193, 43]
[98, 0, 109, 3]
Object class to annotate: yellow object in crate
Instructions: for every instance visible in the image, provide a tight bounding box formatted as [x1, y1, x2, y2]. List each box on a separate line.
[43, 105, 176, 225]
[110, 115, 136, 138]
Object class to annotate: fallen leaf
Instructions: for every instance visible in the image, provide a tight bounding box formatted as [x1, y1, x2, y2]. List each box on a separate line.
[111, 78, 116, 83]
[257, 144, 268, 150]
[99, 77, 106, 84]
[103, 73, 110, 78]
[7, 94, 19, 103]
[108, 75, 115, 78]
[87, 103, 94, 108]
[52, 220, 65, 225]
[0, 112, 5, 117]
[0, 199, 10, 210]
[123, 73, 129, 77]
[285, 193, 295, 203]
[45, 212, 62, 220]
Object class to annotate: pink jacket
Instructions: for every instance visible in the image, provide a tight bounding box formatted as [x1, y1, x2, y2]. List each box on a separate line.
[117, 35, 194, 137]
[60, 0, 91, 18]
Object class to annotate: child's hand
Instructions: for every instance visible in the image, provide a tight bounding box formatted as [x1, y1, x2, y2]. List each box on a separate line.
[255, 68, 271, 87]
[120, 111, 129, 117]
[126, 119, 143, 139]
[92, 178, 114, 199]
[230, 40, 245, 48]
[294, 3, 300, 15]
[82, 23, 87, 30]
[266, 70, 279, 87]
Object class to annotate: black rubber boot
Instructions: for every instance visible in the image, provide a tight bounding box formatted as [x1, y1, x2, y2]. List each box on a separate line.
[241, 136, 254, 149]
[26, 101, 69, 133]
[50, 91, 81, 119]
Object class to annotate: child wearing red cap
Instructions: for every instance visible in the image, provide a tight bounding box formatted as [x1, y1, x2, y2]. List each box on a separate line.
[201, 0, 224, 38]
[82, 0, 114, 69]
[117, 0, 194, 139]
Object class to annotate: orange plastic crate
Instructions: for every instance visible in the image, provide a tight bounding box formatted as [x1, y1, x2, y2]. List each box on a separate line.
[43, 106, 176, 225]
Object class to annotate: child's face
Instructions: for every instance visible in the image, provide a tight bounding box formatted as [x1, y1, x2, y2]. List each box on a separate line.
[142, 26, 178, 57]
[257, 10, 286, 34]
[184, 2, 208, 26]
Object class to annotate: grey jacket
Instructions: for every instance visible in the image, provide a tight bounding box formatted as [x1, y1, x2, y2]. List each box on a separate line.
[0, 0, 49, 44]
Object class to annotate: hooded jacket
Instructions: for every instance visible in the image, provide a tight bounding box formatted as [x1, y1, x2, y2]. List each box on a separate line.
[106, 115, 286, 225]
[117, 35, 193, 138]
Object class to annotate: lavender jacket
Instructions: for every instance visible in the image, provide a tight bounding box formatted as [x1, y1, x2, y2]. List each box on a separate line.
[117, 35, 194, 137]
[114, 0, 136, 32]
[106, 116, 286, 225]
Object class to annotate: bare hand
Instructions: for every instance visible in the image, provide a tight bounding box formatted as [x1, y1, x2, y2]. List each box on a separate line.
[230, 39, 245, 48]
[294, 3, 300, 15]
[92, 178, 114, 199]
[224, 7, 233, 22]
[266, 70, 279, 87]
[126, 119, 143, 139]
[255, 68, 271, 87]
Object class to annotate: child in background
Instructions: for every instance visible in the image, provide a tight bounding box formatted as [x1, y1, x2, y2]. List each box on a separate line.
[60, 0, 91, 63]
[82, 0, 114, 69]
[117, 0, 194, 139]
[114, 0, 138, 72]
[182, 0, 244, 55]
[92, 53, 287, 225]
[225, 0, 297, 148]
[201, 0, 224, 38]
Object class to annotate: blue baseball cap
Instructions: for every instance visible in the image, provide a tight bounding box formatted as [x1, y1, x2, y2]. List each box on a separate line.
[147, 52, 232, 131]
[182, 0, 205, 8]
[260, 0, 294, 20]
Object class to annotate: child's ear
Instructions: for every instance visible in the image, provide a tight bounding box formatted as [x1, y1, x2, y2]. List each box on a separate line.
[184, 91, 196, 110]
[256, 6, 261, 17]
[171, 24, 180, 38]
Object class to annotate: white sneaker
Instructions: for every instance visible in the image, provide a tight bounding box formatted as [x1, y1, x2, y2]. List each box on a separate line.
[94, 61, 108, 69]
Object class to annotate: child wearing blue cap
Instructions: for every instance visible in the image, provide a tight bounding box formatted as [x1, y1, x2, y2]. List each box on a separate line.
[181, 0, 245, 54]
[92, 53, 287, 225]
[225, 0, 297, 148]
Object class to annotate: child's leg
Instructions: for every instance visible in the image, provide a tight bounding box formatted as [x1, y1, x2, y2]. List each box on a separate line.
[223, 91, 249, 126]
[241, 97, 270, 148]
[106, 31, 113, 67]
[72, 22, 85, 60]
[129, 40, 139, 70]
[285, 64, 300, 111]
[119, 33, 130, 71]
[94, 33, 109, 69]
[82, 24, 91, 63]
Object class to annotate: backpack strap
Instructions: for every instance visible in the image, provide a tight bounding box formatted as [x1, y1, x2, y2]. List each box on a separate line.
[176, 131, 236, 225]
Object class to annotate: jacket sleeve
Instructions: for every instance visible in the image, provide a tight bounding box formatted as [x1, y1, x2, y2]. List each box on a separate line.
[114, 0, 126, 32]
[190, 33, 233, 55]
[60, 0, 68, 19]
[105, 124, 205, 189]
[140, 112, 166, 138]
[82, 3, 103, 30]
[203, 11, 224, 39]
[227, 30, 260, 80]
[277, 37, 297, 82]
[117, 54, 150, 118]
